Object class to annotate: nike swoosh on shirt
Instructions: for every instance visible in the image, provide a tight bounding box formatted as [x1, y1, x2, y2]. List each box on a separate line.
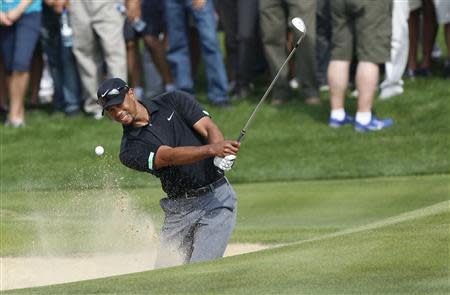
[167, 111, 174, 121]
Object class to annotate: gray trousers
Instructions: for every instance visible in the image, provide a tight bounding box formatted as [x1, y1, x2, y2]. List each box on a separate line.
[259, 0, 318, 99]
[70, 1, 127, 114]
[155, 178, 237, 267]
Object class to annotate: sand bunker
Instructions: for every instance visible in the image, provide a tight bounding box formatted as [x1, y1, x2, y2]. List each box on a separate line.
[0, 243, 272, 291]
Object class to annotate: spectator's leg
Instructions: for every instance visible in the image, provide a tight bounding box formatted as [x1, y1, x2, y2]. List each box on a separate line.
[237, 0, 259, 94]
[419, 0, 437, 72]
[316, 0, 331, 89]
[126, 39, 143, 90]
[29, 46, 43, 108]
[259, 0, 290, 103]
[71, 1, 103, 115]
[92, 3, 127, 80]
[445, 23, 450, 58]
[190, 0, 229, 103]
[356, 62, 379, 113]
[165, 0, 193, 94]
[8, 12, 42, 125]
[288, 0, 320, 103]
[41, 5, 64, 112]
[143, 35, 174, 87]
[60, 39, 82, 114]
[328, 60, 350, 111]
[407, 8, 420, 75]
[8, 72, 29, 123]
[445, 24, 450, 78]
[217, 0, 238, 89]
[380, 0, 410, 99]
[0, 56, 8, 112]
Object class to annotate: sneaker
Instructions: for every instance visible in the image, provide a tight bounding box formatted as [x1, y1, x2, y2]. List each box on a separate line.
[354, 116, 393, 132]
[404, 68, 415, 79]
[329, 115, 354, 128]
[5, 119, 25, 128]
[379, 85, 404, 100]
[443, 60, 450, 79]
[415, 67, 432, 78]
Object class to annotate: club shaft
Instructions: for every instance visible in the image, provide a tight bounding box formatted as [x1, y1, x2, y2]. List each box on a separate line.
[237, 35, 304, 142]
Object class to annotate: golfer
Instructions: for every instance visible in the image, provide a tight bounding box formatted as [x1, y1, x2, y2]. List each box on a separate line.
[97, 78, 240, 266]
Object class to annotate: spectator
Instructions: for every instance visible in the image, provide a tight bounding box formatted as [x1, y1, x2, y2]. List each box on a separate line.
[259, 0, 320, 105]
[217, 0, 259, 99]
[0, 56, 8, 114]
[433, 0, 450, 78]
[0, 0, 42, 127]
[69, 0, 138, 119]
[407, 0, 438, 78]
[40, 0, 81, 116]
[165, 0, 230, 107]
[379, 0, 410, 99]
[316, 0, 331, 92]
[124, 0, 174, 100]
[328, 0, 393, 132]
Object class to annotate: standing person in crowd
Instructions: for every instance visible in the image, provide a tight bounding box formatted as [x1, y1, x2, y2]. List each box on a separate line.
[0, 56, 7, 114]
[97, 78, 239, 266]
[407, 0, 438, 78]
[0, 0, 42, 127]
[328, 0, 393, 132]
[68, 0, 139, 119]
[217, 0, 259, 100]
[40, 0, 81, 116]
[379, 0, 410, 99]
[259, 0, 320, 105]
[124, 0, 174, 101]
[165, 0, 230, 107]
[315, 0, 331, 92]
[433, 0, 450, 78]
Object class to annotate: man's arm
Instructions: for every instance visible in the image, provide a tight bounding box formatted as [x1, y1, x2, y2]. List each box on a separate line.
[154, 117, 239, 169]
[5, 0, 32, 23]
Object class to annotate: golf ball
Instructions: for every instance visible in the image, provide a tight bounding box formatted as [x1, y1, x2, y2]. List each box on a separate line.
[95, 146, 104, 156]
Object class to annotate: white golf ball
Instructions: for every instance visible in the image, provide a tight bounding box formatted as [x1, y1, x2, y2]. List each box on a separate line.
[95, 145, 104, 156]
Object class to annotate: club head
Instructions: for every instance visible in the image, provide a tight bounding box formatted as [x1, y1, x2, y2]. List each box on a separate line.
[291, 17, 306, 35]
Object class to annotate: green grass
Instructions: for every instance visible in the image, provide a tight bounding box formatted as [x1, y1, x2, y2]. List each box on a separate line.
[2, 175, 448, 256]
[5, 195, 449, 294]
[1, 76, 449, 192]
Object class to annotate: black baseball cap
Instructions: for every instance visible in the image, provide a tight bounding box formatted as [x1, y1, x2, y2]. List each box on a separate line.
[97, 78, 130, 111]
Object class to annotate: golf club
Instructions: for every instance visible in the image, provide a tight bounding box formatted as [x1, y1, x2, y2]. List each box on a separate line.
[236, 17, 307, 143]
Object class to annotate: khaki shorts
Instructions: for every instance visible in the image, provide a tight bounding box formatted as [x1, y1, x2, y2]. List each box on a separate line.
[331, 0, 393, 64]
[409, 0, 422, 11]
[434, 0, 450, 24]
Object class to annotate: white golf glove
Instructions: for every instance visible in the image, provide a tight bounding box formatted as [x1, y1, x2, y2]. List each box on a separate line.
[214, 155, 236, 171]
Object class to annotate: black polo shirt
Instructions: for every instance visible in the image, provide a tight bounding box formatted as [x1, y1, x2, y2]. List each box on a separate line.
[119, 91, 222, 197]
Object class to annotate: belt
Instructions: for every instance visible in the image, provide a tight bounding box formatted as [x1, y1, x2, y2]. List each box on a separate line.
[172, 177, 227, 199]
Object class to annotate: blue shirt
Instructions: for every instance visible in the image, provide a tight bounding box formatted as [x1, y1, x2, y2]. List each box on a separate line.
[1, 0, 42, 14]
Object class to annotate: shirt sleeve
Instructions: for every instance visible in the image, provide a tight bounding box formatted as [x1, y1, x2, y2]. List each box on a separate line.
[119, 136, 160, 173]
[169, 91, 211, 126]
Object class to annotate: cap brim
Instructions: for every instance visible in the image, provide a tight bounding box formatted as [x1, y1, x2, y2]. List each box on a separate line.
[101, 95, 126, 115]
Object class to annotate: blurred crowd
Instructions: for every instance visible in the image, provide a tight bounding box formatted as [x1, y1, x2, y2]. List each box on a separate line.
[0, 0, 449, 130]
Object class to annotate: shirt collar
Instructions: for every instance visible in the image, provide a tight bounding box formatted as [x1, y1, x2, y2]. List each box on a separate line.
[123, 98, 160, 134]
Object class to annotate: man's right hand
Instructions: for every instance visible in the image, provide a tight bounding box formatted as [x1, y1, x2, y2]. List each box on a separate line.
[210, 140, 240, 158]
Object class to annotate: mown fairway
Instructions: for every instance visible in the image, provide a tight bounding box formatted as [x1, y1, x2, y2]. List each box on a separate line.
[1, 54, 449, 293]
[3, 175, 449, 294]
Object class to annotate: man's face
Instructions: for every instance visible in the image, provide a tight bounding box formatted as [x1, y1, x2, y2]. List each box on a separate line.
[105, 90, 137, 126]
